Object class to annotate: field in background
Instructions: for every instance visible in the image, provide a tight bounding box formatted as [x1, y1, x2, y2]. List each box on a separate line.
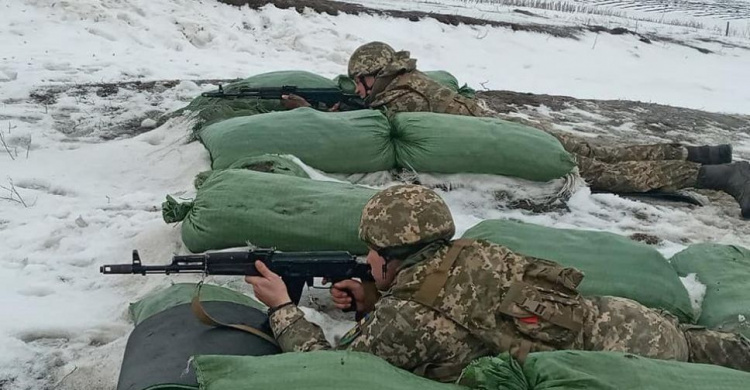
[347, 0, 750, 37]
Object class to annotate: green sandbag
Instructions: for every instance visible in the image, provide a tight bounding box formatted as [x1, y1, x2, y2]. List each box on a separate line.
[333, 70, 475, 98]
[391, 113, 576, 182]
[193, 154, 309, 189]
[129, 283, 264, 325]
[164, 169, 377, 254]
[199, 107, 395, 173]
[462, 219, 694, 322]
[193, 351, 464, 390]
[671, 243, 750, 337]
[423, 70, 477, 98]
[459, 353, 528, 390]
[461, 351, 750, 390]
[167, 70, 340, 133]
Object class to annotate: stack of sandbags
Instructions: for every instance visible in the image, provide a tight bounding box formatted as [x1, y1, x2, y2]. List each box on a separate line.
[199, 108, 576, 181]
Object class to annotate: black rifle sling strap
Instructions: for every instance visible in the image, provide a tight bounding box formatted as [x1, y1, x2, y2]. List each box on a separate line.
[411, 239, 472, 307]
[191, 282, 280, 347]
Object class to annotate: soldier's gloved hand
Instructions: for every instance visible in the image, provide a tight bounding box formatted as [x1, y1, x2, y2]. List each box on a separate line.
[330, 279, 373, 314]
[281, 94, 311, 109]
[245, 260, 292, 309]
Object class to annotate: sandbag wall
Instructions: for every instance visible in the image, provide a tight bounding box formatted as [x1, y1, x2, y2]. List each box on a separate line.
[163, 70, 476, 134]
[199, 108, 576, 180]
[173, 69, 576, 180]
[164, 69, 576, 253]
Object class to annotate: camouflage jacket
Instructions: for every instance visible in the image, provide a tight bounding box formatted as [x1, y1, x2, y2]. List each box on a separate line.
[270, 239, 587, 382]
[269, 239, 692, 382]
[366, 70, 491, 117]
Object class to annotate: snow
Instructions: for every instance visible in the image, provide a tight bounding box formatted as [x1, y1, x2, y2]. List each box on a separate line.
[680, 273, 708, 318]
[1, 0, 750, 388]
[345, 0, 750, 37]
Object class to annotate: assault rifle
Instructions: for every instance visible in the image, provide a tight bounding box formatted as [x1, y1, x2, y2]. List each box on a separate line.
[100, 249, 374, 311]
[201, 85, 367, 109]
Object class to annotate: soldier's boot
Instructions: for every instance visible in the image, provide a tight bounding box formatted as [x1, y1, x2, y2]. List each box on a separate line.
[686, 144, 732, 165]
[696, 161, 750, 219]
[682, 325, 750, 371]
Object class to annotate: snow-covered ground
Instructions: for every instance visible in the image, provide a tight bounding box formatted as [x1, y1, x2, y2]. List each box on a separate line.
[346, 0, 750, 37]
[1, 0, 749, 388]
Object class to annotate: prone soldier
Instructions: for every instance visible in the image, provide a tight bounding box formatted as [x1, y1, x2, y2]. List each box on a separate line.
[246, 184, 750, 382]
[284, 41, 750, 219]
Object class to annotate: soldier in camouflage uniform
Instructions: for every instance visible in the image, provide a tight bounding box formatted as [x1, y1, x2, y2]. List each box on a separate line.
[343, 41, 750, 218]
[345, 41, 490, 116]
[247, 184, 750, 383]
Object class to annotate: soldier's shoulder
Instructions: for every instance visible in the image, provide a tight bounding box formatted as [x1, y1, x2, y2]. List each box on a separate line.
[400, 70, 447, 87]
[458, 238, 518, 260]
[459, 237, 509, 251]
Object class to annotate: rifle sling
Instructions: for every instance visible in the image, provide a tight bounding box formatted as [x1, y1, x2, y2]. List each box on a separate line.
[191, 283, 279, 347]
[412, 239, 472, 307]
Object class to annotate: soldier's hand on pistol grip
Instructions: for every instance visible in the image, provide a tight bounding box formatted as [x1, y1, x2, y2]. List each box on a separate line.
[330, 279, 372, 314]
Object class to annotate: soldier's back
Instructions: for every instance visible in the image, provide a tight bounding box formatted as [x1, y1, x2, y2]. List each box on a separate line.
[369, 71, 489, 116]
[391, 239, 587, 360]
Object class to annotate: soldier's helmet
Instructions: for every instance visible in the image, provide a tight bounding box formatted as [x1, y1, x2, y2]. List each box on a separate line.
[348, 41, 396, 78]
[359, 184, 455, 252]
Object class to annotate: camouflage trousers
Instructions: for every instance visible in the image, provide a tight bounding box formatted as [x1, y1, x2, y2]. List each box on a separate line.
[550, 131, 701, 192]
[583, 296, 750, 371]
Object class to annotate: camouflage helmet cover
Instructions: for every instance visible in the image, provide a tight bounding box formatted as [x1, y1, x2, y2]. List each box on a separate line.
[348, 41, 396, 78]
[359, 184, 455, 251]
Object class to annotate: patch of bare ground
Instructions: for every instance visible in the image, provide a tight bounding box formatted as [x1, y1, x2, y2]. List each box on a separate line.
[696, 37, 750, 51]
[478, 90, 750, 148]
[18, 79, 237, 140]
[478, 89, 750, 221]
[219, 0, 579, 38]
